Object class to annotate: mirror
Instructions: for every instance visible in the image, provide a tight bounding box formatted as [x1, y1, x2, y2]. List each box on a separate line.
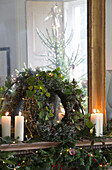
[0, 0, 87, 116]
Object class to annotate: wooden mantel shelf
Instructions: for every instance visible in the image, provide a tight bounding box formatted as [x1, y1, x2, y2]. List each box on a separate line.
[75, 139, 112, 149]
[0, 139, 112, 154]
[0, 142, 60, 152]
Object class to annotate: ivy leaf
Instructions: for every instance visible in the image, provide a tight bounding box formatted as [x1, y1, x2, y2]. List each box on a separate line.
[72, 119, 74, 124]
[27, 77, 35, 86]
[39, 71, 46, 77]
[76, 126, 81, 131]
[86, 121, 93, 129]
[49, 112, 54, 118]
[46, 92, 50, 97]
[28, 86, 33, 91]
[80, 114, 84, 118]
[33, 90, 37, 93]
[5, 80, 11, 88]
[75, 116, 80, 120]
[34, 95, 38, 100]
[26, 90, 34, 98]
[54, 73, 58, 79]
[56, 67, 60, 72]
[45, 115, 48, 120]
[75, 89, 82, 95]
[34, 85, 38, 90]
[64, 88, 72, 94]
[46, 106, 49, 111]
[85, 113, 90, 119]
[38, 80, 43, 86]
[80, 158, 85, 166]
[39, 112, 44, 119]
[38, 102, 42, 109]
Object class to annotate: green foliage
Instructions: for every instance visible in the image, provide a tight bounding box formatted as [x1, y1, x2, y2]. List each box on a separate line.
[0, 67, 112, 170]
[0, 86, 5, 110]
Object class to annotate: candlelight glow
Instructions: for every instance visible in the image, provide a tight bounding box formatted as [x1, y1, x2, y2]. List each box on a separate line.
[93, 109, 100, 114]
[97, 109, 100, 113]
[19, 112, 22, 116]
[93, 109, 96, 114]
[5, 112, 9, 116]
[60, 107, 65, 113]
[90, 128, 93, 134]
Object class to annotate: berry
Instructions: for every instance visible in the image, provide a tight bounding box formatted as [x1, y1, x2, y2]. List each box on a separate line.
[99, 163, 102, 167]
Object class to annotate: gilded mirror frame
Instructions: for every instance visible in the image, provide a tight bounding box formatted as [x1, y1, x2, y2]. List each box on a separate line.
[87, 0, 106, 124]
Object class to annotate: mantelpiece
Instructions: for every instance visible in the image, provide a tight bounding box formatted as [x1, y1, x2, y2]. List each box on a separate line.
[0, 139, 112, 155]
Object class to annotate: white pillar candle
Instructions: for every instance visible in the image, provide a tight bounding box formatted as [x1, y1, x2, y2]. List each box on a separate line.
[15, 112, 24, 141]
[1, 112, 11, 138]
[91, 109, 103, 136]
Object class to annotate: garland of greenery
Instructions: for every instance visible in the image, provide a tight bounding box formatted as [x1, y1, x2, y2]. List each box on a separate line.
[0, 68, 112, 170]
[1, 67, 85, 138]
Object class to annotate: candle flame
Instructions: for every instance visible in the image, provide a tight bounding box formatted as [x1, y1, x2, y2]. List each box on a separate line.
[93, 109, 100, 114]
[19, 111, 22, 116]
[5, 112, 9, 116]
[60, 107, 65, 113]
[97, 109, 100, 113]
[93, 109, 96, 114]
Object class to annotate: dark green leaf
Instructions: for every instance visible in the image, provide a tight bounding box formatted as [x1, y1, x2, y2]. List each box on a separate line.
[49, 112, 54, 118]
[39, 112, 44, 119]
[46, 92, 50, 97]
[26, 90, 34, 98]
[86, 121, 93, 129]
[28, 86, 33, 91]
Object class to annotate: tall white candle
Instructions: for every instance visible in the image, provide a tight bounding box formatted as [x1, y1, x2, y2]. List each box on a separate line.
[15, 112, 24, 141]
[1, 112, 11, 138]
[91, 109, 103, 136]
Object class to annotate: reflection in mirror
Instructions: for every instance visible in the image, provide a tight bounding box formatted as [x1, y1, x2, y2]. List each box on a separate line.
[0, 0, 87, 116]
[52, 96, 65, 123]
[26, 0, 87, 112]
[106, 0, 112, 119]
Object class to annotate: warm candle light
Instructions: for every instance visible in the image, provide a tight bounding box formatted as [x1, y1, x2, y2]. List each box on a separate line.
[15, 111, 24, 141]
[93, 109, 96, 114]
[1, 112, 11, 138]
[58, 107, 65, 121]
[19, 111, 22, 116]
[91, 109, 103, 136]
[60, 107, 65, 113]
[97, 109, 100, 113]
[5, 112, 9, 116]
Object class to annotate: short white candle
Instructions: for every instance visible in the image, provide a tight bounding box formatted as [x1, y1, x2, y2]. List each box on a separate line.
[1, 112, 11, 138]
[91, 109, 103, 136]
[15, 112, 24, 141]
